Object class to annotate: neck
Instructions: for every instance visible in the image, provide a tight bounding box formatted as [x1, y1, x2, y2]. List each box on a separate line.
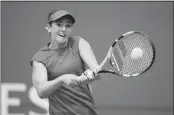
[49, 39, 68, 50]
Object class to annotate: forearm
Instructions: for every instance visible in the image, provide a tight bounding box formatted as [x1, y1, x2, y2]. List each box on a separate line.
[35, 77, 63, 99]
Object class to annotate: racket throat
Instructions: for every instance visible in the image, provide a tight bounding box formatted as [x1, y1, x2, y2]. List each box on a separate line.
[110, 52, 121, 72]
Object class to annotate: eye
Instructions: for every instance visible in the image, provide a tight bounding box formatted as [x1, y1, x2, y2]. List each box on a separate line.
[56, 23, 62, 27]
[66, 24, 72, 28]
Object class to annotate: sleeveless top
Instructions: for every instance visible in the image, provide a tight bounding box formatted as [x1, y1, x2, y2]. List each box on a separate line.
[31, 36, 98, 115]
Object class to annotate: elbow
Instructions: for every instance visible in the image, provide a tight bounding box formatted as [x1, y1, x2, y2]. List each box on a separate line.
[34, 84, 49, 99]
[38, 93, 46, 99]
[37, 90, 48, 99]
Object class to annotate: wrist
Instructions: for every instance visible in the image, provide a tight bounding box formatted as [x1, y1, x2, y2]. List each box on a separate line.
[57, 77, 64, 85]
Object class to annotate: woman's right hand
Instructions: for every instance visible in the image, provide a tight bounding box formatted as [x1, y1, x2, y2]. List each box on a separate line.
[59, 74, 79, 87]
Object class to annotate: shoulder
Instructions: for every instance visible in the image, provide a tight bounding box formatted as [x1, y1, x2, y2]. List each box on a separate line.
[33, 43, 50, 58]
[30, 43, 50, 66]
[70, 36, 89, 45]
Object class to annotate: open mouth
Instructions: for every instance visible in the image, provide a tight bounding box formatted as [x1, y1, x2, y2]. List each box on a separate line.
[58, 33, 66, 37]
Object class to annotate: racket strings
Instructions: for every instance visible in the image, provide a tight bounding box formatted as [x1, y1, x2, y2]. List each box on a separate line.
[114, 44, 124, 71]
[123, 34, 147, 73]
[116, 33, 154, 75]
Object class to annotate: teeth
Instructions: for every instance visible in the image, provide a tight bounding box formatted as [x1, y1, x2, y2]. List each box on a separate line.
[58, 34, 66, 37]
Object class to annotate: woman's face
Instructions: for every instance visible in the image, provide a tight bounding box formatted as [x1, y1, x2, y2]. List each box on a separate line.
[50, 17, 73, 45]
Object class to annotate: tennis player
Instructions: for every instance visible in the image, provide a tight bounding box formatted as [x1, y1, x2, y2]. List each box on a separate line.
[31, 9, 101, 115]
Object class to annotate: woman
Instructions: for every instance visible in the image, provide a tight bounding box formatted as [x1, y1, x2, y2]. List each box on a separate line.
[31, 9, 101, 115]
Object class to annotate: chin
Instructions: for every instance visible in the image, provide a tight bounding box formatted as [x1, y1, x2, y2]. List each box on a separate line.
[58, 38, 68, 44]
[60, 41, 67, 45]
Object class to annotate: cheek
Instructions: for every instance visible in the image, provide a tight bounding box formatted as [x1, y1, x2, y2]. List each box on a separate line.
[51, 25, 59, 31]
[51, 29, 59, 35]
[67, 29, 72, 34]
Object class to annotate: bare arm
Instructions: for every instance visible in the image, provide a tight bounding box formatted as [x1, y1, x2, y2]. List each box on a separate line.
[32, 61, 63, 98]
[32, 61, 78, 99]
[79, 38, 102, 81]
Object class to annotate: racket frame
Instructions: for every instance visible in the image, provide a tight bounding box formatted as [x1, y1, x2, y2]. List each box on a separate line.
[97, 31, 156, 77]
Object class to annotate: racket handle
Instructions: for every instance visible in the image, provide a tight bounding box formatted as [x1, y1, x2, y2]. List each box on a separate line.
[76, 70, 94, 85]
[76, 74, 88, 85]
[92, 66, 102, 76]
[76, 67, 105, 86]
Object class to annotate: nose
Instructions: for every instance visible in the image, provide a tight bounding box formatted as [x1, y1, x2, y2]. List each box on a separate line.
[61, 26, 66, 31]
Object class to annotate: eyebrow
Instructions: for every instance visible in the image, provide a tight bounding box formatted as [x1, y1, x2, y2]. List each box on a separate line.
[56, 20, 73, 24]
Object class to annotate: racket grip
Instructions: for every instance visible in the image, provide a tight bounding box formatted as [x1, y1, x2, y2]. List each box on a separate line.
[76, 69, 97, 86]
[76, 74, 91, 85]
[92, 66, 103, 76]
[92, 69, 98, 76]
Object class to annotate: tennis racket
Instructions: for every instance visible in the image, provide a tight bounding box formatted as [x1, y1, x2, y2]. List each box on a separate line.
[75, 31, 156, 86]
[93, 31, 156, 77]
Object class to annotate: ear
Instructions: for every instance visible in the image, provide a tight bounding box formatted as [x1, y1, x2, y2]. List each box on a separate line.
[45, 24, 51, 32]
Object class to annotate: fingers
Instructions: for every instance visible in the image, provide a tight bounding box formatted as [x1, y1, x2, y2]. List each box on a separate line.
[84, 69, 90, 76]
[75, 70, 96, 86]
[60, 74, 78, 87]
[69, 79, 79, 87]
[77, 73, 89, 85]
[63, 70, 101, 87]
